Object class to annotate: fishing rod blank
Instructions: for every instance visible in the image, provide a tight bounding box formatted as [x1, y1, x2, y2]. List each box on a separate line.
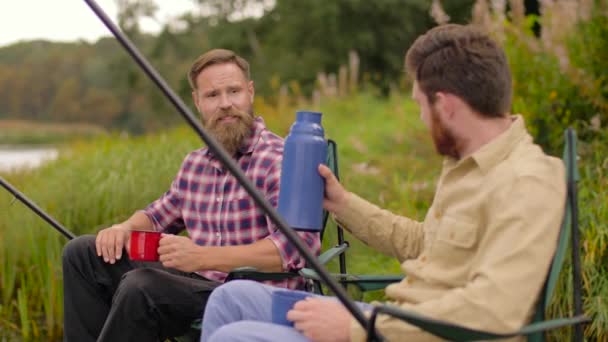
[81, 0, 377, 337]
[0, 176, 76, 240]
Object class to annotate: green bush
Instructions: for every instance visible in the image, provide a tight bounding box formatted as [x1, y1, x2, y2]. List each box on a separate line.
[500, 7, 608, 340]
[504, 10, 607, 155]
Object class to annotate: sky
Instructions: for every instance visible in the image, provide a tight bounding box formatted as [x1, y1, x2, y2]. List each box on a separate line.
[0, 0, 196, 47]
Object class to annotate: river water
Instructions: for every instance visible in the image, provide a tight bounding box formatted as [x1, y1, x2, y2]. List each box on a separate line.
[0, 146, 58, 172]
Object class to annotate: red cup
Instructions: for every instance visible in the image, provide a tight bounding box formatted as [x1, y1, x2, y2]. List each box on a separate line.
[129, 230, 161, 261]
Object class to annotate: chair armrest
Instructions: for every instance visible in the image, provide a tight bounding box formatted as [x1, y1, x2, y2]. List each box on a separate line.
[318, 242, 349, 265]
[298, 269, 402, 290]
[366, 304, 591, 342]
[519, 315, 590, 335]
[299, 267, 322, 281]
[226, 266, 299, 282]
[341, 275, 404, 292]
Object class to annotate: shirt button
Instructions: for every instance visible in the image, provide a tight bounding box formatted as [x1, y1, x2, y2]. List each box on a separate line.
[216, 233, 221, 237]
[434, 210, 442, 219]
[216, 197, 222, 202]
[420, 255, 427, 262]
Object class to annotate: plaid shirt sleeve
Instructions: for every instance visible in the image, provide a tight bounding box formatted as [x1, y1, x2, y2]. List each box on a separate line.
[142, 155, 188, 233]
[264, 162, 321, 271]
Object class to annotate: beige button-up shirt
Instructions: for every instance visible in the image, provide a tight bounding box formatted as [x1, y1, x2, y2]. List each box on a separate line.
[334, 116, 566, 341]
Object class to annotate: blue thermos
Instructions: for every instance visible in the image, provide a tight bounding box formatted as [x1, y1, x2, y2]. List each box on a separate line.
[278, 111, 327, 231]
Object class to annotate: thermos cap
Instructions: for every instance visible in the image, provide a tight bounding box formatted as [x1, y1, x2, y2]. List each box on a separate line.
[296, 111, 322, 124]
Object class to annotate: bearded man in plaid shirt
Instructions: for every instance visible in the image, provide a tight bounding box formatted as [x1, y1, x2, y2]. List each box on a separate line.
[61, 49, 321, 342]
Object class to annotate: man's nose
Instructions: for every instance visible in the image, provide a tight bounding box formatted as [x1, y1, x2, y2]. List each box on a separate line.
[218, 93, 232, 110]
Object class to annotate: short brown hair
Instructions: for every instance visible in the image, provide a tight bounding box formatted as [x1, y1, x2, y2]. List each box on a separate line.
[405, 24, 512, 118]
[188, 49, 250, 90]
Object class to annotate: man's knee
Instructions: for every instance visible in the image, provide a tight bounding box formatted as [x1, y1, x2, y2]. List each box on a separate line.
[113, 268, 160, 302]
[62, 235, 96, 264]
[208, 280, 260, 306]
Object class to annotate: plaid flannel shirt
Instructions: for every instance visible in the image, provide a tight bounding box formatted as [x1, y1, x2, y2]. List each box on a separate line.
[143, 117, 320, 289]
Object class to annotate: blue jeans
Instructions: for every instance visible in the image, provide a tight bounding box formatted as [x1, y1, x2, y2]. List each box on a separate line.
[201, 280, 372, 342]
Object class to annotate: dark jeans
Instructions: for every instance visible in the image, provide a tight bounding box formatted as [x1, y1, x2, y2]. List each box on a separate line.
[62, 235, 220, 342]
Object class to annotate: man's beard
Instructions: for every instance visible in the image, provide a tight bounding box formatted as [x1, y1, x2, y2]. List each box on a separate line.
[204, 107, 255, 156]
[430, 106, 460, 159]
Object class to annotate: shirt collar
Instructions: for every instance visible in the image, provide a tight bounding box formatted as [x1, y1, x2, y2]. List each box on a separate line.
[442, 114, 528, 174]
[204, 116, 266, 158]
[471, 114, 528, 174]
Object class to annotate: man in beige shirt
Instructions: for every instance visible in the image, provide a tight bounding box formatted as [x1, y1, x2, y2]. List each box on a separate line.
[199, 24, 566, 342]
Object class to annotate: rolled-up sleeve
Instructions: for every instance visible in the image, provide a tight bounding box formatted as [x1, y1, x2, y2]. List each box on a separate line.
[334, 192, 425, 261]
[263, 163, 321, 271]
[267, 229, 321, 271]
[142, 156, 188, 233]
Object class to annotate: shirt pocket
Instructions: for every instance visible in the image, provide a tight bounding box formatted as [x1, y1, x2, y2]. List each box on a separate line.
[431, 215, 479, 273]
[228, 196, 255, 212]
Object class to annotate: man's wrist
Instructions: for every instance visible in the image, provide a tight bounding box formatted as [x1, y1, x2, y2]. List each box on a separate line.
[119, 222, 134, 231]
[334, 191, 352, 216]
[333, 192, 372, 234]
[195, 245, 210, 272]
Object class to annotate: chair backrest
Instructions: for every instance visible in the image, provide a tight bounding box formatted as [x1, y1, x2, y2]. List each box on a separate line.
[529, 128, 582, 341]
[545, 129, 580, 306]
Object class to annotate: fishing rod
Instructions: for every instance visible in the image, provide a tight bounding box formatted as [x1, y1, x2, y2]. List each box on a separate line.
[81, 0, 378, 337]
[0, 176, 76, 240]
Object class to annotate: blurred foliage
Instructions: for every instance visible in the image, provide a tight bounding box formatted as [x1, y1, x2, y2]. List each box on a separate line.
[501, 2, 608, 154]
[0, 0, 474, 133]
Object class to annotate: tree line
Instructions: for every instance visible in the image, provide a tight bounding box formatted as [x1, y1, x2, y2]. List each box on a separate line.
[0, 0, 475, 133]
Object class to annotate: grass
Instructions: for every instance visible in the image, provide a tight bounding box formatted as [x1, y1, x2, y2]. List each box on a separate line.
[0, 91, 606, 340]
[0, 129, 201, 340]
[547, 131, 608, 341]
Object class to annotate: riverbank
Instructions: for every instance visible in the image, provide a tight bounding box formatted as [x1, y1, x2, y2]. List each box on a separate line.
[0, 145, 58, 172]
[0, 119, 106, 145]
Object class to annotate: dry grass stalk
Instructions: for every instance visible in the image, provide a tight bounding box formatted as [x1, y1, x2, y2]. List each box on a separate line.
[327, 73, 338, 98]
[509, 0, 526, 26]
[316, 72, 329, 97]
[430, 0, 451, 24]
[349, 50, 360, 94]
[339, 65, 348, 97]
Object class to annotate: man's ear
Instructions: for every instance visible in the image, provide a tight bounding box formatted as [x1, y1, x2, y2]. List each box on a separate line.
[435, 92, 458, 120]
[248, 80, 255, 102]
[433, 92, 449, 118]
[192, 91, 200, 112]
